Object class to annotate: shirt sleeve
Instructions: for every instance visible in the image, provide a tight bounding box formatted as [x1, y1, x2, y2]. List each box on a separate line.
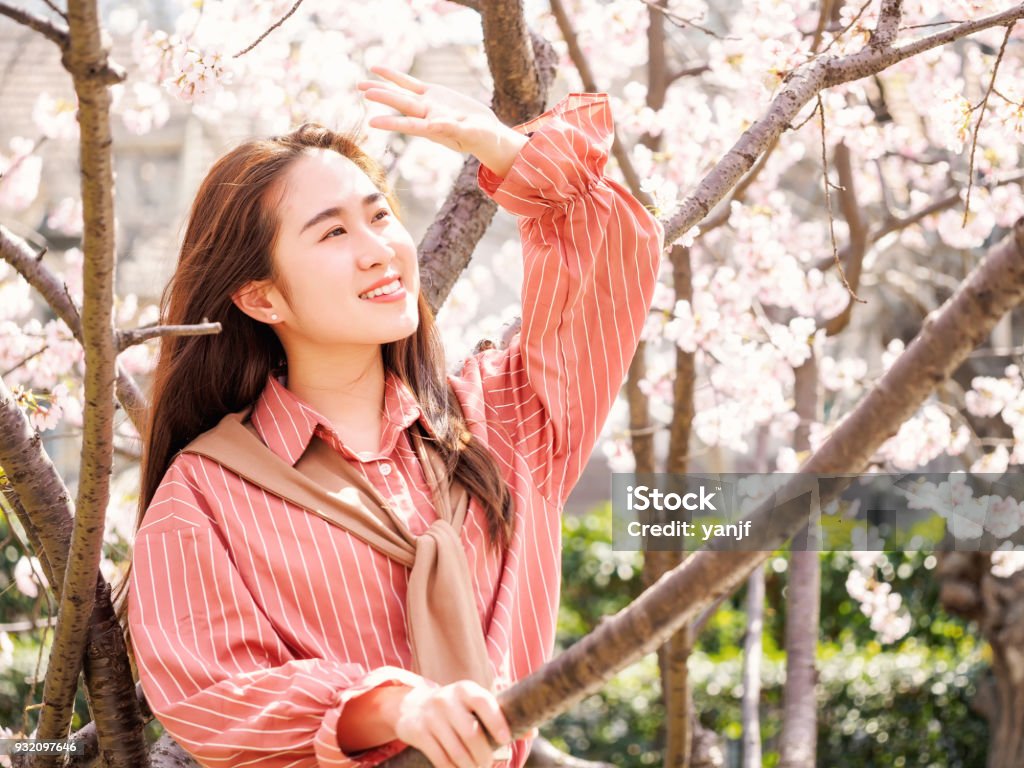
[128, 459, 425, 768]
[463, 93, 664, 505]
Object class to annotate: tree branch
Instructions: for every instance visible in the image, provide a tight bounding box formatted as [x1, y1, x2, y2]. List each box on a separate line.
[27, 0, 145, 763]
[819, 102, 864, 309]
[233, 0, 304, 58]
[810, 0, 836, 54]
[872, 0, 904, 47]
[0, 2, 123, 82]
[40, 0, 67, 21]
[698, 135, 780, 234]
[663, 2, 1024, 246]
[824, 141, 869, 335]
[812, 169, 1024, 273]
[116, 322, 222, 352]
[0, 227, 147, 433]
[963, 22, 1014, 225]
[0, 2, 68, 46]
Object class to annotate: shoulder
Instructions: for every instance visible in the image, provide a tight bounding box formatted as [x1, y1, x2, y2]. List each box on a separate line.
[138, 452, 220, 538]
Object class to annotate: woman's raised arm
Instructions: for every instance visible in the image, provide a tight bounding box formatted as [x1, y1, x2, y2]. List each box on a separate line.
[359, 69, 665, 505]
[465, 94, 665, 505]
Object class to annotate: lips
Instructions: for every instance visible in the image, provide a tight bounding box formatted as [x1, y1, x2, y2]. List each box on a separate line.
[359, 276, 403, 300]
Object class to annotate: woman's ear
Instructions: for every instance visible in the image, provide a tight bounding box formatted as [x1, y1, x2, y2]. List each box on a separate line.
[232, 280, 283, 324]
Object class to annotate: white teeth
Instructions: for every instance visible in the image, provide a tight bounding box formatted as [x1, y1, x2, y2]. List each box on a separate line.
[360, 279, 401, 300]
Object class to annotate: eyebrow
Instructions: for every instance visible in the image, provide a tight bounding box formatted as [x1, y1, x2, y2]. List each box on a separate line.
[299, 192, 387, 235]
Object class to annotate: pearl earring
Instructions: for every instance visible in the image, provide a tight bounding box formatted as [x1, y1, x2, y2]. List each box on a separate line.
[270, 313, 279, 321]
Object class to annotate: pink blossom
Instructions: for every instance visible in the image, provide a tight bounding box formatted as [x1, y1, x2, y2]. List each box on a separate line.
[0, 138, 42, 211]
[991, 544, 1024, 578]
[32, 93, 79, 141]
[969, 445, 1009, 475]
[46, 197, 84, 236]
[982, 495, 1023, 539]
[966, 375, 1020, 418]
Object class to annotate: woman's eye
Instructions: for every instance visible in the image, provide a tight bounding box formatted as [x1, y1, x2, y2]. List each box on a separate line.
[324, 226, 346, 239]
[373, 209, 390, 222]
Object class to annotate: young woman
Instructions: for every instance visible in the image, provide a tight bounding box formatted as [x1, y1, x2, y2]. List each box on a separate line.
[121, 66, 663, 768]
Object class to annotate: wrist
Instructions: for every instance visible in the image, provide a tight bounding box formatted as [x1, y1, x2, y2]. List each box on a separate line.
[476, 126, 530, 179]
[337, 684, 413, 753]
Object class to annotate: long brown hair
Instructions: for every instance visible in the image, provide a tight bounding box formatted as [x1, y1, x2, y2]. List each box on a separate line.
[114, 124, 513, 635]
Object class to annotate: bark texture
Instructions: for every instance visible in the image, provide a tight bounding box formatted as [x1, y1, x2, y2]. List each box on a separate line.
[32, 0, 122, 758]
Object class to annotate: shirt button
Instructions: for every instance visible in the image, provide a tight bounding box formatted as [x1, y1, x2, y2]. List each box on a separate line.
[380, 462, 392, 476]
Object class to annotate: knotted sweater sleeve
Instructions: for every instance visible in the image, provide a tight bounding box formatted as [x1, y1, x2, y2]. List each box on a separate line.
[128, 458, 427, 767]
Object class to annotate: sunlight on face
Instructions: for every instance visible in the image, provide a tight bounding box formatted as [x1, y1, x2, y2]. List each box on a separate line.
[269, 149, 420, 352]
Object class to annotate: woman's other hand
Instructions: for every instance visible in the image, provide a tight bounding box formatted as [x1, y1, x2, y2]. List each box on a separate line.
[393, 679, 512, 768]
[357, 65, 529, 178]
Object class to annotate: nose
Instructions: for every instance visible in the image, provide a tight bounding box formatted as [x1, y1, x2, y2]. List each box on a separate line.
[355, 227, 396, 270]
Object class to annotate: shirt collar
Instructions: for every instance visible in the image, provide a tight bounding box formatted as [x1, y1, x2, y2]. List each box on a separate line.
[249, 368, 429, 465]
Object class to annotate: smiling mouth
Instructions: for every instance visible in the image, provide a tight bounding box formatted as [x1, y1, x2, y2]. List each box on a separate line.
[359, 278, 402, 300]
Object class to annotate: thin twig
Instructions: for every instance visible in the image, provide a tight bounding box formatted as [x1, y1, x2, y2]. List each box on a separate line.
[817, 0, 873, 56]
[549, 0, 649, 205]
[637, 0, 729, 38]
[667, 63, 710, 84]
[1, 345, 48, 378]
[963, 22, 1014, 227]
[0, 135, 48, 192]
[818, 94, 864, 305]
[233, 0, 305, 58]
[789, 102, 823, 132]
[39, 0, 66, 21]
[116, 321, 222, 352]
[901, 19, 967, 30]
[992, 87, 1022, 106]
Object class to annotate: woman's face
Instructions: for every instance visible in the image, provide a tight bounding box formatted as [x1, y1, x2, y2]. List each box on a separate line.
[265, 149, 420, 350]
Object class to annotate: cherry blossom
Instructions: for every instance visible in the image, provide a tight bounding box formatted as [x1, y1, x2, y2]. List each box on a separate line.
[0, 138, 42, 211]
[991, 543, 1024, 578]
[981, 494, 1023, 539]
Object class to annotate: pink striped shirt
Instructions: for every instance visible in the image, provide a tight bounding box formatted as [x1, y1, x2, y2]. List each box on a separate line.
[128, 92, 664, 767]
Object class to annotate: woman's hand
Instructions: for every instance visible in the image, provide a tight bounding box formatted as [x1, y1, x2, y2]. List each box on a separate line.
[357, 65, 529, 178]
[392, 680, 512, 768]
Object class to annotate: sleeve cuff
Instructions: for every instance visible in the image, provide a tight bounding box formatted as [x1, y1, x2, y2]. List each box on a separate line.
[477, 93, 613, 218]
[315, 667, 434, 767]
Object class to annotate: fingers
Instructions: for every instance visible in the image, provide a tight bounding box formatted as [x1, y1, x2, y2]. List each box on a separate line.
[366, 114, 430, 136]
[360, 86, 427, 119]
[433, 715, 491, 768]
[394, 681, 511, 767]
[368, 64, 428, 94]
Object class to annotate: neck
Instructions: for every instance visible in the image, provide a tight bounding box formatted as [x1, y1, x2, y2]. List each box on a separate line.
[282, 344, 387, 434]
